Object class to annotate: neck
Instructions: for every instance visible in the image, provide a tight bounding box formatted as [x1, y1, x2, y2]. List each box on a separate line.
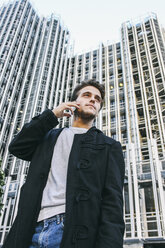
[72, 116, 94, 129]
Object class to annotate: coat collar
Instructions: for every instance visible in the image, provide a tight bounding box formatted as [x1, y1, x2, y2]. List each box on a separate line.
[62, 125, 115, 145]
[81, 126, 102, 143]
[80, 126, 116, 145]
[87, 126, 102, 133]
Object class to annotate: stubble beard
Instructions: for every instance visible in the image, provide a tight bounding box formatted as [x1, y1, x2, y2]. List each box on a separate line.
[74, 108, 96, 122]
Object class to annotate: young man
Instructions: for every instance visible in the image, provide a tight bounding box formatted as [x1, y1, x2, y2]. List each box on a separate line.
[3, 79, 125, 248]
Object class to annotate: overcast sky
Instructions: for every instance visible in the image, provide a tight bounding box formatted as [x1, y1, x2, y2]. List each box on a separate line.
[1, 0, 165, 54]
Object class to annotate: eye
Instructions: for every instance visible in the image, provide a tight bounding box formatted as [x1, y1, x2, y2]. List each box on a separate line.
[83, 92, 90, 96]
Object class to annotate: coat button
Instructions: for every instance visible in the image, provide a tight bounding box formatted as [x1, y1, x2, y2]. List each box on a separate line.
[77, 159, 90, 169]
[76, 188, 90, 202]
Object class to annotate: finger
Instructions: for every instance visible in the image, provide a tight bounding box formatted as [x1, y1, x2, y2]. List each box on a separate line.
[66, 101, 80, 106]
[63, 112, 71, 117]
[65, 102, 80, 108]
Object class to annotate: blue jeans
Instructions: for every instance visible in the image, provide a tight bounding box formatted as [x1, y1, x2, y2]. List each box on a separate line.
[29, 213, 65, 248]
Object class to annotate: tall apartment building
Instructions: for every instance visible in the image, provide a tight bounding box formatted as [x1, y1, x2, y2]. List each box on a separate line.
[121, 14, 165, 247]
[0, 1, 165, 247]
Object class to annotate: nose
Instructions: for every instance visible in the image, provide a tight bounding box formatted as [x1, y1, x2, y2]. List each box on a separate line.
[90, 95, 95, 103]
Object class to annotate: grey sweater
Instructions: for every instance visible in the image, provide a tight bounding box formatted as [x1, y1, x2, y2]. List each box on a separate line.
[37, 127, 87, 222]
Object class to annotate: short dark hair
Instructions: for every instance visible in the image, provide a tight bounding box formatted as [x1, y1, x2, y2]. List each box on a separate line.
[71, 79, 105, 109]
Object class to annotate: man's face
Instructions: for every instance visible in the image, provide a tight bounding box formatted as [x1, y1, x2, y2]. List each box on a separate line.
[74, 86, 102, 121]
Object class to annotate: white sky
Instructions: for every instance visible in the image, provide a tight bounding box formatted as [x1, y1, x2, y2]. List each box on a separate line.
[1, 0, 165, 54]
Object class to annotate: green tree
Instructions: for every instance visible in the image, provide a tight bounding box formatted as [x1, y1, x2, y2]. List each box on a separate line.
[0, 159, 5, 215]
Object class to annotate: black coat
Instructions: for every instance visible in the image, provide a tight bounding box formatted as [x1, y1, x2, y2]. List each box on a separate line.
[3, 109, 125, 248]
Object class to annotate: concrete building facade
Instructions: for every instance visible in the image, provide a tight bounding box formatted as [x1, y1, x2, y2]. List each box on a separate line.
[0, 1, 165, 247]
